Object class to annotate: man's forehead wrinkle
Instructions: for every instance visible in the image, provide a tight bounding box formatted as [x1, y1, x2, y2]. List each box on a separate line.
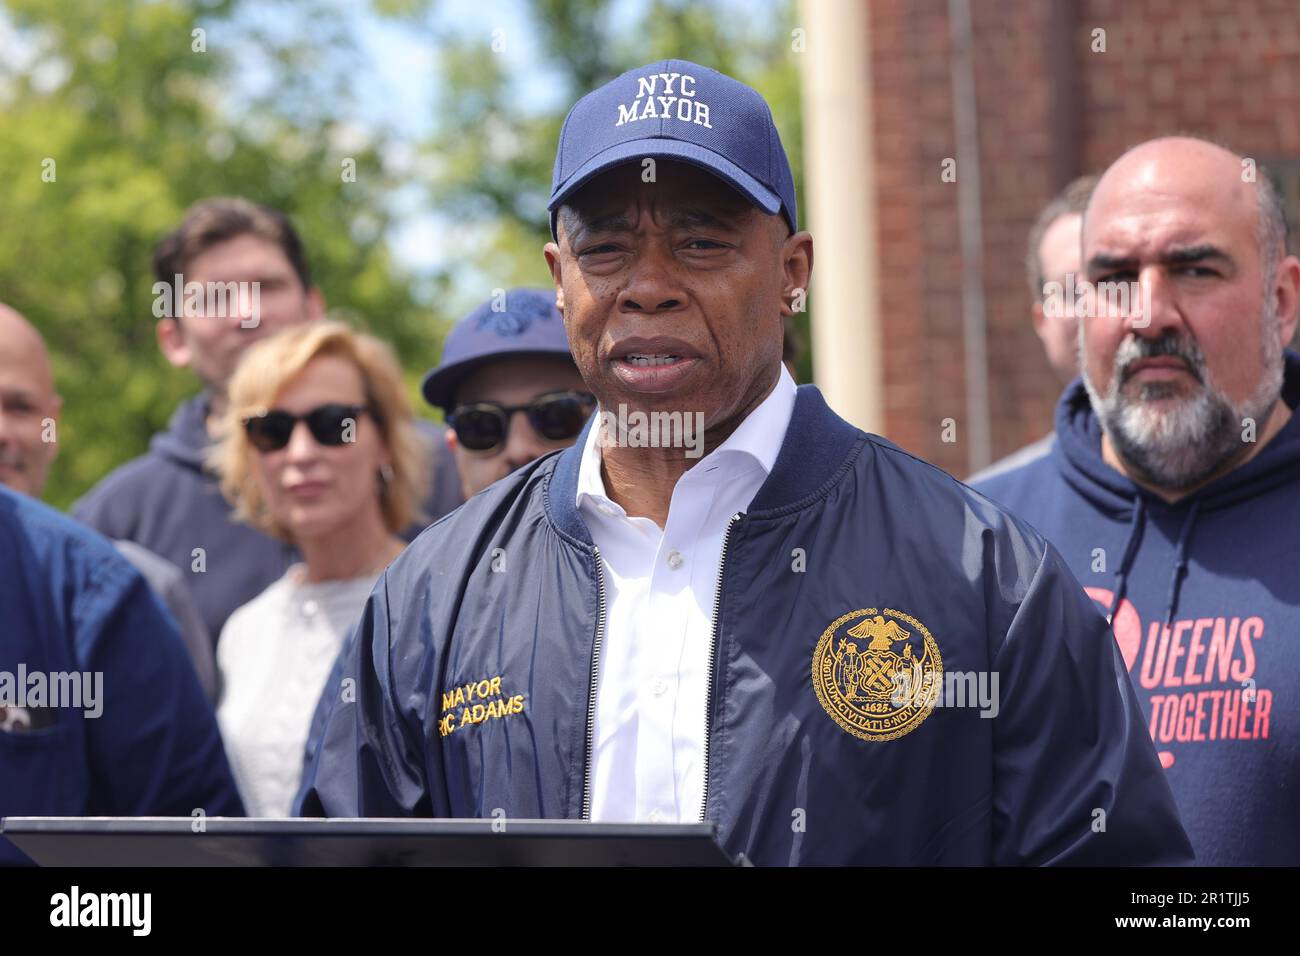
[567, 161, 753, 225]
[1086, 198, 1228, 256]
[571, 197, 750, 236]
[1088, 153, 1257, 252]
[574, 210, 634, 234]
[667, 204, 748, 229]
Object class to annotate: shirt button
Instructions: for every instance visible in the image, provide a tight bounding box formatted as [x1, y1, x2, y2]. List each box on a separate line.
[302, 599, 319, 616]
[648, 809, 665, 823]
[666, 549, 683, 569]
[652, 679, 668, 697]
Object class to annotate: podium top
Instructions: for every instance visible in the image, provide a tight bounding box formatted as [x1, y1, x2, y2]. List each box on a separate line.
[1, 816, 745, 867]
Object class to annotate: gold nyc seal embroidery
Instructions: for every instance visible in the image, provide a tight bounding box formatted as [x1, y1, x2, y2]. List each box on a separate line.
[812, 608, 943, 741]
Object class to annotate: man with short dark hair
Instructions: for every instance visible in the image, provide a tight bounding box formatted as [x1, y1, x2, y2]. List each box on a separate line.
[1026, 175, 1098, 386]
[74, 198, 463, 640]
[298, 62, 1189, 865]
[973, 136, 1300, 865]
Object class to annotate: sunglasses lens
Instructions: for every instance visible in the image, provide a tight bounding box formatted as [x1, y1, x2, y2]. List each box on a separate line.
[452, 407, 508, 452]
[530, 394, 592, 441]
[306, 404, 360, 446]
[245, 413, 294, 452]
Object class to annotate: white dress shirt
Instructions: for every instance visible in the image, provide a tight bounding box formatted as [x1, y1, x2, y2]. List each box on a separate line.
[577, 364, 797, 823]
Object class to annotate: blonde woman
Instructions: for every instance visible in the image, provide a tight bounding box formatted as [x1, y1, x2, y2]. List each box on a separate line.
[208, 321, 429, 816]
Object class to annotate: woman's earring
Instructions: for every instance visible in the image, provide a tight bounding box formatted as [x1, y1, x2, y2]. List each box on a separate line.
[378, 463, 395, 493]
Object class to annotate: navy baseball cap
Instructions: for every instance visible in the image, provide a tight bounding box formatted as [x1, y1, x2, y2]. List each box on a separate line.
[421, 288, 575, 413]
[548, 59, 797, 238]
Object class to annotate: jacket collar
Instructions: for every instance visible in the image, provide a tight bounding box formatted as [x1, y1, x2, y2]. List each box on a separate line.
[546, 383, 865, 545]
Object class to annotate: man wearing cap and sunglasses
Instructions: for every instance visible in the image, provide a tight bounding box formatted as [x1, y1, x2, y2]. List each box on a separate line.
[422, 288, 595, 499]
[299, 60, 1190, 865]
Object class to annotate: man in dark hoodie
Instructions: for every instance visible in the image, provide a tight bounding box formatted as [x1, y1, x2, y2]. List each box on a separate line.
[74, 198, 463, 641]
[973, 136, 1300, 865]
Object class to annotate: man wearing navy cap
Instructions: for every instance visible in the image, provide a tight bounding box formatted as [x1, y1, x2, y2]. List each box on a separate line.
[299, 61, 1191, 865]
[423, 288, 594, 499]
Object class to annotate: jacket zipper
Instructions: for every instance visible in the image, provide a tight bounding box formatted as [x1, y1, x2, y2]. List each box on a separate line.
[699, 512, 742, 822]
[581, 546, 608, 820]
[580, 514, 741, 822]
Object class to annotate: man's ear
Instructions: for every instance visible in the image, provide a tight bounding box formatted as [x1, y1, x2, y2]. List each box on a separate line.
[156, 317, 191, 370]
[779, 230, 814, 317]
[445, 427, 458, 454]
[544, 241, 564, 312]
[1272, 254, 1300, 346]
[1030, 301, 1048, 340]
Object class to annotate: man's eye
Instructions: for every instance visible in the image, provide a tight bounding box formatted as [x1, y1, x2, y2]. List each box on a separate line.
[579, 244, 621, 256]
[684, 239, 725, 250]
[1177, 266, 1217, 278]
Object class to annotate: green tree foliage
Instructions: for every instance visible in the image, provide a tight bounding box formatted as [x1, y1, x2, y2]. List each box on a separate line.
[0, 0, 439, 509]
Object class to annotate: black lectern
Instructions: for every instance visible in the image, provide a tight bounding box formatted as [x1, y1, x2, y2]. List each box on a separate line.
[1, 817, 746, 866]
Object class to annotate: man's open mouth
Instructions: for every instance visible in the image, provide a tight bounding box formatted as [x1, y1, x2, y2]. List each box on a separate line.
[623, 354, 682, 367]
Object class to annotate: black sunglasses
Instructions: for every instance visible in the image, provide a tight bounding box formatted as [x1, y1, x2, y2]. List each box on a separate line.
[448, 391, 596, 452]
[242, 403, 370, 453]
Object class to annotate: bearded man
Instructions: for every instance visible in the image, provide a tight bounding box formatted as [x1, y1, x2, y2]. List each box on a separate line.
[974, 135, 1300, 866]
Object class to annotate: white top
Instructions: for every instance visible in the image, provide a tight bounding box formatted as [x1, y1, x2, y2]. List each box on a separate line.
[576, 364, 797, 823]
[216, 565, 379, 817]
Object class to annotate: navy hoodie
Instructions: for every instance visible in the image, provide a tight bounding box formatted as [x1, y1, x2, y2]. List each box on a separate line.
[973, 352, 1300, 866]
[74, 394, 465, 641]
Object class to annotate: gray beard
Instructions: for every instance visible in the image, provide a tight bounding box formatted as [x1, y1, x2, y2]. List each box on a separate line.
[1080, 320, 1283, 490]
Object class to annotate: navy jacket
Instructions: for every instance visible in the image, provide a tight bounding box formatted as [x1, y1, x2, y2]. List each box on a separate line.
[0, 486, 243, 865]
[297, 386, 1192, 865]
[973, 353, 1300, 865]
[74, 393, 465, 640]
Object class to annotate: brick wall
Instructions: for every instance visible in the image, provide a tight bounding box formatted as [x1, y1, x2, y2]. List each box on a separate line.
[866, 0, 1300, 478]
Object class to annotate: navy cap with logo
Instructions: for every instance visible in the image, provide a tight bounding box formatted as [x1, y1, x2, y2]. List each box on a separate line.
[421, 288, 575, 413]
[547, 59, 797, 239]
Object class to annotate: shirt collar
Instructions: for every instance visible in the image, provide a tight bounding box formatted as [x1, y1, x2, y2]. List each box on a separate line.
[576, 363, 798, 512]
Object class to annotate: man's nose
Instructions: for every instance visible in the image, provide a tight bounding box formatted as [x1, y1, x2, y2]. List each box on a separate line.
[1128, 266, 1185, 339]
[500, 410, 551, 471]
[616, 247, 686, 314]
